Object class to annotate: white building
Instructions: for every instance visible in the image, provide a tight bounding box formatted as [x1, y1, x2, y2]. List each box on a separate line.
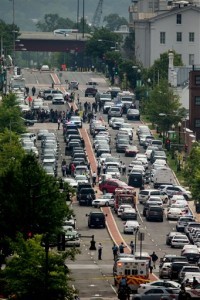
[133, 4, 200, 67]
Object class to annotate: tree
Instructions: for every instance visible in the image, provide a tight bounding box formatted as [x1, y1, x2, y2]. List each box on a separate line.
[123, 32, 135, 59]
[1, 234, 78, 300]
[85, 28, 121, 60]
[36, 14, 75, 32]
[103, 14, 128, 31]
[184, 142, 200, 202]
[143, 79, 186, 132]
[147, 50, 183, 85]
[0, 154, 72, 240]
[0, 19, 20, 55]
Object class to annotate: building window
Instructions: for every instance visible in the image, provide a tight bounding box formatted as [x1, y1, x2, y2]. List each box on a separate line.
[176, 32, 182, 42]
[189, 54, 194, 65]
[160, 32, 165, 44]
[195, 76, 200, 85]
[189, 32, 195, 42]
[176, 14, 182, 24]
[195, 96, 200, 105]
[195, 119, 200, 128]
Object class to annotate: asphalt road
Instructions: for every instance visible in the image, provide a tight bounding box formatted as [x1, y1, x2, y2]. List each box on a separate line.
[23, 69, 183, 299]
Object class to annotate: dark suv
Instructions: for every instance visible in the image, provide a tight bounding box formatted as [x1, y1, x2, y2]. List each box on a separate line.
[85, 87, 97, 97]
[86, 212, 107, 228]
[77, 188, 96, 206]
[146, 205, 163, 222]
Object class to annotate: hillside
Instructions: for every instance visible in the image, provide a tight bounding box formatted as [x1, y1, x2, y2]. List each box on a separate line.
[1, 0, 130, 31]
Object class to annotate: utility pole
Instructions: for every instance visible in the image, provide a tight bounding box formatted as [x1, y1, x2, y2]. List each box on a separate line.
[82, 0, 85, 38]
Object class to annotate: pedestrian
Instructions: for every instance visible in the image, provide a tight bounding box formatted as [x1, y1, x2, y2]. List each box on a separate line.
[84, 101, 88, 112]
[149, 264, 153, 274]
[130, 241, 135, 255]
[98, 243, 103, 260]
[57, 118, 61, 130]
[119, 242, 127, 254]
[97, 163, 101, 177]
[150, 251, 158, 269]
[192, 277, 199, 289]
[77, 94, 80, 104]
[122, 163, 126, 175]
[92, 171, 97, 186]
[25, 86, 29, 95]
[112, 244, 119, 260]
[71, 163, 76, 177]
[103, 164, 106, 174]
[32, 86, 36, 96]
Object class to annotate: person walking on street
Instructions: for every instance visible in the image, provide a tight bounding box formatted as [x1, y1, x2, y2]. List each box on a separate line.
[122, 163, 126, 175]
[98, 243, 103, 260]
[77, 94, 80, 104]
[97, 163, 101, 178]
[57, 118, 61, 130]
[119, 242, 127, 254]
[150, 251, 158, 269]
[32, 86, 36, 96]
[112, 244, 119, 260]
[130, 241, 135, 255]
[92, 171, 97, 186]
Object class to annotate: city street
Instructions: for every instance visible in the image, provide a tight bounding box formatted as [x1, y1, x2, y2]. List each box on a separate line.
[25, 69, 188, 298]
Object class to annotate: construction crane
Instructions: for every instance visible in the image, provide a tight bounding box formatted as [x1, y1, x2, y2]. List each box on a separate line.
[91, 0, 103, 28]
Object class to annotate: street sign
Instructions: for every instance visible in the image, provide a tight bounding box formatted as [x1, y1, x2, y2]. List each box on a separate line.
[138, 232, 145, 241]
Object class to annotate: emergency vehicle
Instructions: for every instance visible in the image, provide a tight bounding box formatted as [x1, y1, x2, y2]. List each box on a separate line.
[114, 187, 136, 213]
[185, 287, 200, 298]
[113, 257, 150, 291]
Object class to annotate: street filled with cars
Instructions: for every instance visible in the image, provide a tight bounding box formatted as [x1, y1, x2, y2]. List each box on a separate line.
[12, 69, 200, 299]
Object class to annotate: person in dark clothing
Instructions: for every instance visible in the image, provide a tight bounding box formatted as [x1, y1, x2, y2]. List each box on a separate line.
[150, 251, 158, 269]
[97, 164, 101, 177]
[119, 242, 126, 253]
[32, 86, 36, 96]
[112, 244, 118, 260]
[192, 277, 199, 288]
[98, 243, 103, 260]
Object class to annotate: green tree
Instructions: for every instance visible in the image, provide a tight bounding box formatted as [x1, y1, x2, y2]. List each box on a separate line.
[1, 234, 77, 300]
[184, 142, 200, 202]
[143, 79, 186, 132]
[123, 32, 135, 59]
[0, 19, 20, 55]
[0, 154, 72, 240]
[36, 14, 75, 32]
[103, 14, 128, 31]
[147, 50, 183, 85]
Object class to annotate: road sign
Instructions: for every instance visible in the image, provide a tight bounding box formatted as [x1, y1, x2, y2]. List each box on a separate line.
[138, 232, 145, 241]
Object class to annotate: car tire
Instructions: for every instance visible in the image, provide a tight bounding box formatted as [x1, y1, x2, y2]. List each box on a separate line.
[161, 218, 163, 222]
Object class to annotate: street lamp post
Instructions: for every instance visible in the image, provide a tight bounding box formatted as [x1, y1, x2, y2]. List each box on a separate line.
[177, 122, 181, 171]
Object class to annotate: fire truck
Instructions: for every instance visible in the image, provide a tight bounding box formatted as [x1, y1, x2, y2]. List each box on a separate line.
[113, 257, 150, 291]
[114, 187, 136, 213]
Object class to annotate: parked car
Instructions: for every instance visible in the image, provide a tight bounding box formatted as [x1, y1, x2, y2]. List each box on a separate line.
[127, 108, 140, 120]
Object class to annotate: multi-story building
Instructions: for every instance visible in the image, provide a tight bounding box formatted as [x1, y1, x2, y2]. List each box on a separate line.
[129, 2, 200, 67]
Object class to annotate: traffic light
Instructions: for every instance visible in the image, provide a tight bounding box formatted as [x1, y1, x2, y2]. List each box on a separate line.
[17, 67, 21, 75]
[165, 139, 171, 151]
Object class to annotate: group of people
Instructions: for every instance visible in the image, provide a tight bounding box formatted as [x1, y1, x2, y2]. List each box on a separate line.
[24, 86, 36, 97]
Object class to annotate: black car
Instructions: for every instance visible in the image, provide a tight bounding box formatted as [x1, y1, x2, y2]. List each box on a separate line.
[86, 212, 107, 228]
[170, 261, 189, 280]
[85, 87, 97, 97]
[77, 188, 96, 206]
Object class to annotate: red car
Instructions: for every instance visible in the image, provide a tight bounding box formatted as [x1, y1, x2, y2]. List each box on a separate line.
[99, 178, 128, 194]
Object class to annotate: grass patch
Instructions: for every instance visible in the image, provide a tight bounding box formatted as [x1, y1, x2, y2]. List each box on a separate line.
[166, 152, 186, 185]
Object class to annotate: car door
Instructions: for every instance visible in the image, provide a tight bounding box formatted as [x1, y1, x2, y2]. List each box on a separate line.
[142, 288, 165, 299]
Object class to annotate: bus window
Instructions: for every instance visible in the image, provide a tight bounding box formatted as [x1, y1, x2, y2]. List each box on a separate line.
[125, 269, 131, 275]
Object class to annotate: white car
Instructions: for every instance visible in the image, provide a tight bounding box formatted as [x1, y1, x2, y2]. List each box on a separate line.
[137, 280, 180, 294]
[119, 123, 133, 139]
[63, 178, 78, 189]
[170, 203, 188, 213]
[75, 175, 89, 184]
[169, 194, 186, 205]
[105, 166, 120, 179]
[70, 116, 82, 128]
[52, 95, 65, 104]
[117, 204, 132, 217]
[92, 193, 114, 207]
[128, 160, 143, 173]
[123, 220, 139, 234]
[167, 207, 183, 220]
[146, 196, 163, 207]
[171, 235, 190, 248]
[111, 117, 125, 129]
[98, 153, 111, 164]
